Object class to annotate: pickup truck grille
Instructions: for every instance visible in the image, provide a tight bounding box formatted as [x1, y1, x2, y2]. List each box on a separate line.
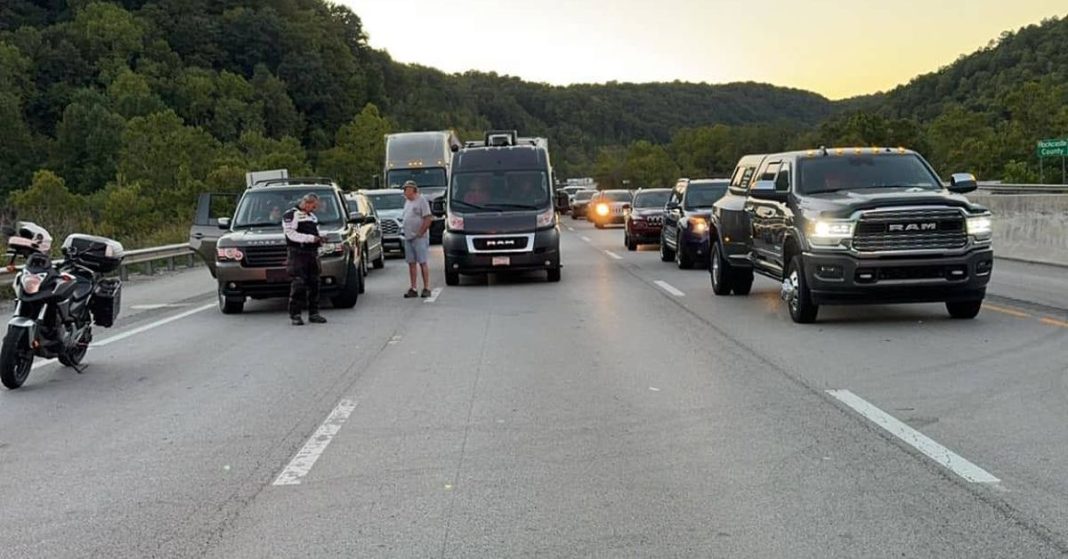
[242, 245, 288, 268]
[853, 208, 967, 252]
[380, 219, 401, 236]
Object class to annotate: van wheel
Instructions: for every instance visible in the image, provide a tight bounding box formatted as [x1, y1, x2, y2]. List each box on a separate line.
[332, 262, 360, 308]
[445, 265, 460, 286]
[659, 233, 675, 262]
[547, 268, 561, 283]
[710, 241, 733, 295]
[784, 255, 818, 324]
[947, 300, 982, 319]
[218, 286, 244, 314]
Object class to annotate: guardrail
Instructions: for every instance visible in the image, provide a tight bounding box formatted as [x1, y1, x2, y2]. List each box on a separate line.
[0, 243, 197, 282]
[978, 183, 1068, 195]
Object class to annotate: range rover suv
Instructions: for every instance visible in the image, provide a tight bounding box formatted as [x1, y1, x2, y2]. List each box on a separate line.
[190, 177, 368, 314]
[709, 148, 994, 323]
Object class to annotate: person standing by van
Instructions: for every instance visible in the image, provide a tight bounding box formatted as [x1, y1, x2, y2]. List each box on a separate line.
[402, 181, 433, 298]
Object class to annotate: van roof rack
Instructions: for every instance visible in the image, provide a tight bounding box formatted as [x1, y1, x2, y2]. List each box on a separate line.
[253, 177, 337, 188]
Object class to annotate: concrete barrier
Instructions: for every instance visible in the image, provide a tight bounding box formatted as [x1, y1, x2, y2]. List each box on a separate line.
[969, 193, 1068, 267]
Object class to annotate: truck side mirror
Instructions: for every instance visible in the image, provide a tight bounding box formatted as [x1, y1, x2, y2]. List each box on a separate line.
[217, 217, 231, 230]
[948, 173, 978, 194]
[431, 198, 446, 217]
[749, 180, 787, 202]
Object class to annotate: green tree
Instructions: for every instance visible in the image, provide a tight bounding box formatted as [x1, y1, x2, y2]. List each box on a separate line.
[51, 94, 126, 194]
[108, 69, 166, 119]
[316, 103, 390, 189]
[8, 170, 90, 246]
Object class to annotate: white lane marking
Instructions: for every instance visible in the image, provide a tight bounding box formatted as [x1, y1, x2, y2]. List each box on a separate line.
[654, 281, 685, 297]
[649, 386, 661, 392]
[566, 226, 575, 232]
[96, 304, 215, 347]
[273, 399, 358, 486]
[423, 287, 443, 303]
[130, 304, 190, 310]
[581, 236, 591, 243]
[826, 389, 1000, 484]
[28, 303, 214, 370]
[604, 250, 623, 260]
[388, 335, 403, 345]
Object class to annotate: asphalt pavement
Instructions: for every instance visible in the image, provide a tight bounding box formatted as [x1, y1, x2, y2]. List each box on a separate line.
[0, 225, 1066, 558]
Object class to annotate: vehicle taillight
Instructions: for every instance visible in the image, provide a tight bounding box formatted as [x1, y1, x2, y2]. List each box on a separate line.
[448, 214, 464, 231]
[216, 247, 244, 262]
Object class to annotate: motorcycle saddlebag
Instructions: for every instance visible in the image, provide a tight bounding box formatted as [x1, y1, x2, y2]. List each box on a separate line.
[90, 279, 121, 328]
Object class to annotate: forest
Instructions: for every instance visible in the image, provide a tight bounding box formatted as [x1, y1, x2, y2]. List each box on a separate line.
[1, 1, 1065, 246]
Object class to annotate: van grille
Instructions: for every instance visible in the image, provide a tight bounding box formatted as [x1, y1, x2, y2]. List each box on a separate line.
[853, 208, 967, 252]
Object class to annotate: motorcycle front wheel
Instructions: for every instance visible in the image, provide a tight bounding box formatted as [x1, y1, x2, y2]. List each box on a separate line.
[0, 327, 35, 389]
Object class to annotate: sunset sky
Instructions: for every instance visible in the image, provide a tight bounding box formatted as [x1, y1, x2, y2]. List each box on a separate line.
[344, 0, 1065, 99]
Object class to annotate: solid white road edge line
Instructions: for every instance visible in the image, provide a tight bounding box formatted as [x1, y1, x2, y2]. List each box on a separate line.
[604, 250, 623, 260]
[424, 287, 444, 303]
[30, 303, 215, 370]
[654, 280, 685, 297]
[273, 399, 358, 486]
[826, 389, 1001, 484]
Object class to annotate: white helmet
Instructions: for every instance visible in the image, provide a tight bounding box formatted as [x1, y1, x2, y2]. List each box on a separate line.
[7, 222, 52, 253]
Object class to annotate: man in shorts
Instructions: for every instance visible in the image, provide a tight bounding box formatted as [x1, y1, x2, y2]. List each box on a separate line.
[401, 180, 433, 298]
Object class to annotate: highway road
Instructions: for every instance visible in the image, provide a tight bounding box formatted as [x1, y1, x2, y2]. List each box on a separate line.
[1, 222, 1067, 557]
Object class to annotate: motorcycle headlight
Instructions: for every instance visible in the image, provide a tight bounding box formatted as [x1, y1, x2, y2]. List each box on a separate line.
[20, 273, 42, 295]
[318, 242, 344, 256]
[966, 215, 992, 240]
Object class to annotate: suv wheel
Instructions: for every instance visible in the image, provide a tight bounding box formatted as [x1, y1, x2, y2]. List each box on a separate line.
[360, 246, 369, 277]
[710, 241, 733, 295]
[784, 255, 818, 323]
[659, 232, 675, 262]
[675, 233, 694, 269]
[625, 233, 637, 251]
[946, 300, 983, 319]
[332, 261, 360, 308]
[218, 286, 244, 314]
[372, 247, 385, 269]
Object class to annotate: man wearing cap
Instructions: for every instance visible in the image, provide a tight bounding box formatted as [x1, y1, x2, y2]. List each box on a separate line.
[401, 180, 433, 298]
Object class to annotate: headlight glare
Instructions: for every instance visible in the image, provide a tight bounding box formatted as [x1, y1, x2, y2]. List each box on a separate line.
[966, 215, 992, 238]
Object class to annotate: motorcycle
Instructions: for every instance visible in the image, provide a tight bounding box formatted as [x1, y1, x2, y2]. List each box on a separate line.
[0, 222, 124, 389]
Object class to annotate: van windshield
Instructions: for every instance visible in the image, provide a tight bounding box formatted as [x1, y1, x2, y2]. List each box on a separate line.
[450, 171, 550, 212]
[798, 154, 941, 195]
[387, 168, 447, 189]
[232, 189, 341, 229]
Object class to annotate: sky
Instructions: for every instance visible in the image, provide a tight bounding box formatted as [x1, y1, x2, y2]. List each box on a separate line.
[344, 0, 1066, 100]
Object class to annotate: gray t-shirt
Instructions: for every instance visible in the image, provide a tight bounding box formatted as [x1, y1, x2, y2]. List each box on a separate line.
[402, 195, 432, 240]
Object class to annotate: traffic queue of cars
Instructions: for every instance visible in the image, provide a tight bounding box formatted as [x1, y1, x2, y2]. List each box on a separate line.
[573, 146, 995, 324]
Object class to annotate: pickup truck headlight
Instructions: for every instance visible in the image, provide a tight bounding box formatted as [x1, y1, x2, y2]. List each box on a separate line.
[810, 220, 855, 246]
[318, 242, 344, 257]
[966, 215, 992, 240]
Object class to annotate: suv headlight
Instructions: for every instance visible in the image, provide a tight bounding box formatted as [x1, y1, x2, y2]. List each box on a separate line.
[689, 217, 708, 234]
[966, 215, 992, 240]
[216, 247, 244, 262]
[319, 242, 344, 256]
[809, 220, 855, 246]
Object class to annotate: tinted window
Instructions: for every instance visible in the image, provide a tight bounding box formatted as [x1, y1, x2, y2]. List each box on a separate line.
[233, 189, 341, 229]
[364, 192, 405, 210]
[775, 164, 791, 192]
[684, 183, 728, 209]
[386, 168, 447, 188]
[451, 171, 550, 211]
[573, 191, 596, 201]
[797, 155, 940, 195]
[634, 190, 671, 208]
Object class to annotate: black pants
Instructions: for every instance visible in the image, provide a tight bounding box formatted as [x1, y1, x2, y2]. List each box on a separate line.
[287, 249, 321, 317]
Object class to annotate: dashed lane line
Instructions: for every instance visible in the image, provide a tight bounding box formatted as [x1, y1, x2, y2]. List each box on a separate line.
[604, 250, 623, 260]
[654, 281, 685, 297]
[580, 236, 591, 243]
[827, 389, 1001, 485]
[424, 287, 444, 303]
[272, 399, 358, 486]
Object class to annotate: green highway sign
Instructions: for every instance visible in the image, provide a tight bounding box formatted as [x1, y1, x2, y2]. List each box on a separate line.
[1037, 138, 1068, 158]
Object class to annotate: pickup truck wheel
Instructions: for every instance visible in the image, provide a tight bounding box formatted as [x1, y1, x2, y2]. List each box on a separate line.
[710, 241, 733, 295]
[784, 255, 818, 324]
[732, 270, 754, 296]
[218, 286, 244, 315]
[675, 233, 694, 269]
[332, 262, 360, 308]
[946, 300, 983, 319]
[659, 233, 675, 262]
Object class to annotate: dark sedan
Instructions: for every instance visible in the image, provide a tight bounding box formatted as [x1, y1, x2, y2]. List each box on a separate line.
[624, 188, 671, 250]
[569, 190, 598, 220]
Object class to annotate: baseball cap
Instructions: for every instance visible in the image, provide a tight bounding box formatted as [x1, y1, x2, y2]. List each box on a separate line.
[402, 180, 419, 191]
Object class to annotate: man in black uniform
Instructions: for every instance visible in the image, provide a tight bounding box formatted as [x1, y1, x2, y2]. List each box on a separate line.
[282, 193, 327, 326]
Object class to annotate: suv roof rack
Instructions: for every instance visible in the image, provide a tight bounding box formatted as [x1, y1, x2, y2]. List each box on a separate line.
[252, 177, 337, 188]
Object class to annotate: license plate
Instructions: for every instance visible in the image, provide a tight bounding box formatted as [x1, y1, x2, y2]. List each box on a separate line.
[492, 256, 510, 267]
[266, 269, 289, 282]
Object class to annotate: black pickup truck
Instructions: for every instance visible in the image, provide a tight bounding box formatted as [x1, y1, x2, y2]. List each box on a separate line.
[708, 148, 994, 323]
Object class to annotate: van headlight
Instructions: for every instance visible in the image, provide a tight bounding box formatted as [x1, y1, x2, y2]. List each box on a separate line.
[966, 215, 992, 240]
[810, 220, 855, 245]
[536, 208, 556, 228]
